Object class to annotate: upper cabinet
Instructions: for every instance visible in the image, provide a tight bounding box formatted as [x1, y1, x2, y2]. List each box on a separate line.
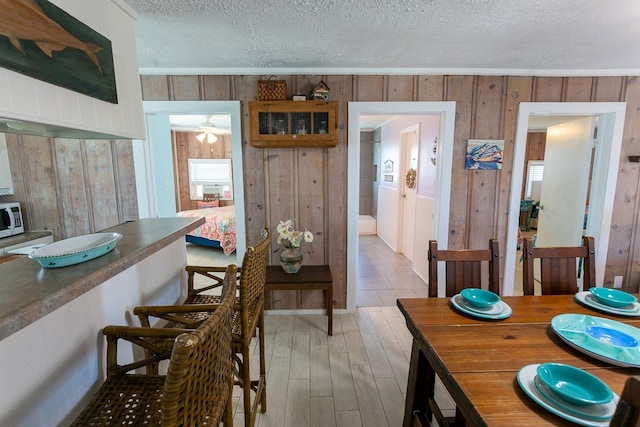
[249, 101, 338, 148]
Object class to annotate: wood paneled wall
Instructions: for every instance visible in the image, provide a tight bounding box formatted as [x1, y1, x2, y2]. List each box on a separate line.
[521, 132, 546, 199]
[0, 134, 138, 240]
[172, 131, 233, 211]
[149, 75, 640, 305]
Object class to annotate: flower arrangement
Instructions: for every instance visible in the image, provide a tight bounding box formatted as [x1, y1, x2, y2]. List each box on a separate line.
[276, 219, 314, 248]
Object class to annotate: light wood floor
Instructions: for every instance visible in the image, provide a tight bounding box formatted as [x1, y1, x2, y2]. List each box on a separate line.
[185, 231, 542, 426]
[183, 237, 465, 426]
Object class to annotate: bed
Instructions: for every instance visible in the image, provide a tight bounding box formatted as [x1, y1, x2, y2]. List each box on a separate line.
[176, 205, 237, 255]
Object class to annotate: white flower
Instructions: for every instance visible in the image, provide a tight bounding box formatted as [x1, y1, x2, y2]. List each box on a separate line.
[277, 219, 314, 248]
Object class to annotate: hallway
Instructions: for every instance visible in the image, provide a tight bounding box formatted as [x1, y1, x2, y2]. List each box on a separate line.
[357, 235, 429, 307]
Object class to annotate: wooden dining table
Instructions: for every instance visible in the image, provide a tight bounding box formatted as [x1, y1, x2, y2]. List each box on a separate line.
[397, 294, 640, 427]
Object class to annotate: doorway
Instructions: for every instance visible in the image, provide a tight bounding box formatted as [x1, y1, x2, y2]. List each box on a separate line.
[347, 102, 456, 311]
[133, 101, 247, 259]
[504, 102, 627, 296]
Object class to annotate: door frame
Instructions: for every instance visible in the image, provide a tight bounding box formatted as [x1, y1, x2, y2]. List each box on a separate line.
[504, 102, 627, 295]
[133, 100, 247, 259]
[347, 101, 456, 311]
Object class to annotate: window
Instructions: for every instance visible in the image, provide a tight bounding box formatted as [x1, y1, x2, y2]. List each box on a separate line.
[525, 160, 544, 199]
[188, 158, 233, 200]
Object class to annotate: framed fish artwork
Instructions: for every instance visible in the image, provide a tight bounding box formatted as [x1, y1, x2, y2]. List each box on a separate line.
[0, 0, 117, 104]
[465, 139, 504, 170]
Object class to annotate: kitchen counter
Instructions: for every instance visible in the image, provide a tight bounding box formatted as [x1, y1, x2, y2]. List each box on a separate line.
[0, 217, 204, 341]
[0, 231, 54, 252]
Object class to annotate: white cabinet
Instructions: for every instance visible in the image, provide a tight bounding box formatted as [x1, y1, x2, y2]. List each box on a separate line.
[0, 134, 13, 195]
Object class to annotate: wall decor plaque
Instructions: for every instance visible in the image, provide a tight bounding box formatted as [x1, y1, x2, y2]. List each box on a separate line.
[0, 0, 117, 104]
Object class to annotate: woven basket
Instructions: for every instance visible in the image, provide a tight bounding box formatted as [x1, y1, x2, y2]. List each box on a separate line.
[258, 76, 287, 101]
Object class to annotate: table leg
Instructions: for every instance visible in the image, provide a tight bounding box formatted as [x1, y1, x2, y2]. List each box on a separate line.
[326, 286, 333, 336]
[403, 339, 432, 427]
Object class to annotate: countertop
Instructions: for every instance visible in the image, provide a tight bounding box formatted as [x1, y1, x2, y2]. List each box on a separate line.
[0, 217, 204, 341]
[0, 231, 54, 251]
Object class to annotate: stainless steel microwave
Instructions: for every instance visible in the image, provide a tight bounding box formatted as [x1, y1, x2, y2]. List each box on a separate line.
[0, 202, 24, 238]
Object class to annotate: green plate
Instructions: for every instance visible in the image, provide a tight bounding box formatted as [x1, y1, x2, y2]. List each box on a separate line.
[517, 364, 618, 426]
[551, 313, 640, 368]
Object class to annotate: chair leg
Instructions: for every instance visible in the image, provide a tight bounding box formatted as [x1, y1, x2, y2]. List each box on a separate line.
[258, 312, 267, 413]
[241, 345, 253, 427]
[223, 384, 234, 427]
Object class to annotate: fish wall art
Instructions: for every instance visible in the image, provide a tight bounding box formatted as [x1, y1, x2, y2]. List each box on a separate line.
[0, 0, 117, 104]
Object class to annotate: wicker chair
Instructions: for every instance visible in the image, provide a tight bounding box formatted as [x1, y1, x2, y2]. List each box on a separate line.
[522, 235, 595, 295]
[71, 264, 237, 426]
[135, 226, 270, 427]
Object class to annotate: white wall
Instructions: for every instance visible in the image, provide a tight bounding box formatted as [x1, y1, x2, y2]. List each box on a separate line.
[375, 114, 441, 261]
[0, 0, 144, 139]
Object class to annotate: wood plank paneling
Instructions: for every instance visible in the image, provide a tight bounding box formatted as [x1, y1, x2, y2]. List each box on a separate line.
[54, 139, 91, 238]
[2, 134, 136, 241]
[444, 75, 474, 248]
[203, 75, 233, 100]
[467, 76, 504, 247]
[20, 136, 62, 238]
[326, 75, 350, 308]
[416, 75, 445, 101]
[386, 75, 415, 101]
[355, 76, 385, 101]
[563, 77, 594, 102]
[594, 77, 624, 102]
[140, 75, 170, 101]
[496, 77, 534, 282]
[113, 140, 139, 222]
[611, 76, 640, 289]
[133, 72, 640, 306]
[84, 140, 119, 232]
[532, 77, 564, 102]
[170, 75, 201, 100]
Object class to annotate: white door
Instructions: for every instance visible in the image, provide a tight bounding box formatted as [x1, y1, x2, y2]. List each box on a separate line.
[401, 127, 419, 261]
[535, 116, 594, 249]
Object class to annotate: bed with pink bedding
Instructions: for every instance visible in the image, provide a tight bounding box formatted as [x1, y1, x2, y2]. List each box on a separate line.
[176, 205, 236, 255]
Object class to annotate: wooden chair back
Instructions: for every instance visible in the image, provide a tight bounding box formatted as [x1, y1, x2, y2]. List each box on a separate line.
[522, 235, 595, 295]
[428, 239, 500, 297]
[610, 376, 640, 427]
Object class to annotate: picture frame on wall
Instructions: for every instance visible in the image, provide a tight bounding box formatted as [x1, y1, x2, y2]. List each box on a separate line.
[0, 0, 118, 104]
[465, 139, 504, 170]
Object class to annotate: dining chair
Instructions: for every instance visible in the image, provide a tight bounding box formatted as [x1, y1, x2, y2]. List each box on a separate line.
[71, 264, 237, 427]
[425, 238, 499, 427]
[522, 235, 595, 295]
[610, 376, 640, 427]
[135, 226, 270, 427]
[428, 238, 500, 298]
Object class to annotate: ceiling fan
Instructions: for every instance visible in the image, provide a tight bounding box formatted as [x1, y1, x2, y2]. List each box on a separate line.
[196, 116, 219, 143]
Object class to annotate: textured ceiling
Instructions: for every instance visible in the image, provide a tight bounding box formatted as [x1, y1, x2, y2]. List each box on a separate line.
[123, 0, 640, 75]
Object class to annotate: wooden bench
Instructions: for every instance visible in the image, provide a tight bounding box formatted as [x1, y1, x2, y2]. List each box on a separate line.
[265, 265, 333, 335]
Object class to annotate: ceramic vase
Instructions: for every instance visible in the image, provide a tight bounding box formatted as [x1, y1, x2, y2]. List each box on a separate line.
[280, 246, 303, 274]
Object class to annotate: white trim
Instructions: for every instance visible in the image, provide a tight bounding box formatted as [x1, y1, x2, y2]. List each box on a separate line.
[265, 309, 351, 315]
[505, 102, 626, 295]
[135, 101, 247, 260]
[347, 102, 456, 311]
[139, 67, 640, 77]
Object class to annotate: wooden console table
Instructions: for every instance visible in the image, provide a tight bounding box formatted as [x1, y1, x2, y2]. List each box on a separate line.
[265, 265, 333, 335]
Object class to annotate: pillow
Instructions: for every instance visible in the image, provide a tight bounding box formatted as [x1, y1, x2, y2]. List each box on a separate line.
[197, 199, 219, 209]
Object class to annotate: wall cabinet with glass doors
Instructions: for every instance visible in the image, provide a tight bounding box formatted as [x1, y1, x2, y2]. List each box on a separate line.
[248, 101, 338, 148]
